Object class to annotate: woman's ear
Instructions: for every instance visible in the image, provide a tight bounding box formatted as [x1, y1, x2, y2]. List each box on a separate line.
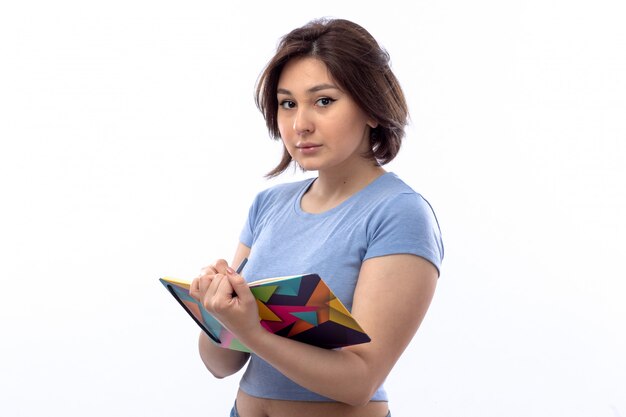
[367, 119, 379, 129]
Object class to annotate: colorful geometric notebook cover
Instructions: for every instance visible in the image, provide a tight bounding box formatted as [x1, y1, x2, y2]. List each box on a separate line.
[159, 273, 371, 352]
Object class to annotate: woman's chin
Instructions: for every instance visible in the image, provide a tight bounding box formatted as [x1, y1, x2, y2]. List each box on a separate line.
[294, 160, 321, 172]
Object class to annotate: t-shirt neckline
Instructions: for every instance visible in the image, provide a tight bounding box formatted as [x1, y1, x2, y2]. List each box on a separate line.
[294, 172, 394, 217]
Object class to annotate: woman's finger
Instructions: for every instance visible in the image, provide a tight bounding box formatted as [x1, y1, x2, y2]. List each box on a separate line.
[189, 275, 212, 301]
[199, 265, 218, 276]
[202, 273, 226, 310]
[214, 259, 230, 274]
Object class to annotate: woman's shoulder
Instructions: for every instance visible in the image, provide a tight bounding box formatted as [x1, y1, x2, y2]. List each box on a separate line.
[366, 173, 445, 266]
[369, 173, 442, 233]
[369, 172, 431, 206]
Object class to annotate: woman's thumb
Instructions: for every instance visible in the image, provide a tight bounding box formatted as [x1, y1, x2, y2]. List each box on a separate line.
[226, 269, 252, 300]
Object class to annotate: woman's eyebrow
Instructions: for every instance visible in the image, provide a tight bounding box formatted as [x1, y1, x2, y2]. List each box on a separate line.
[277, 83, 339, 95]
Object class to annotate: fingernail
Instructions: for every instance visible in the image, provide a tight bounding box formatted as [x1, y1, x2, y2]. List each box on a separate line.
[226, 266, 236, 275]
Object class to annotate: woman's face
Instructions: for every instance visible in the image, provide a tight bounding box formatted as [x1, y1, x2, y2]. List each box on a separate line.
[276, 57, 377, 173]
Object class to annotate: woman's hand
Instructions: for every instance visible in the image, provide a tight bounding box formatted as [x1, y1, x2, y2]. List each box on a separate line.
[189, 259, 262, 341]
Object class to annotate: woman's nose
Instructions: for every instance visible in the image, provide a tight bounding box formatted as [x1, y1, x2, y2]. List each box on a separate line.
[293, 108, 314, 134]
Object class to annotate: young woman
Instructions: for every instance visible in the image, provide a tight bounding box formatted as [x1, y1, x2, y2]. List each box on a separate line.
[189, 17, 444, 417]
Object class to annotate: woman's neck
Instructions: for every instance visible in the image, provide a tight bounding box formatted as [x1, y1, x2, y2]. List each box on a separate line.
[300, 164, 386, 214]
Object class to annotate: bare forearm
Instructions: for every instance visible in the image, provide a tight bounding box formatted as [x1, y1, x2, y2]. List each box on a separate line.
[198, 332, 249, 378]
[238, 328, 378, 406]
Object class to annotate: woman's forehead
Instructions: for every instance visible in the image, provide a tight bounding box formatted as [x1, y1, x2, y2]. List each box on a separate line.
[277, 57, 337, 93]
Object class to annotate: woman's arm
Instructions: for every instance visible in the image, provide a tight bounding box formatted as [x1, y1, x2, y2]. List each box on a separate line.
[195, 243, 251, 378]
[197, 332, 249, 378]
[193, 252, 437, 405]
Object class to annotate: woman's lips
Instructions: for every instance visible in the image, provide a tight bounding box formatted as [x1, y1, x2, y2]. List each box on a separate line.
[296, 143, 322, 155]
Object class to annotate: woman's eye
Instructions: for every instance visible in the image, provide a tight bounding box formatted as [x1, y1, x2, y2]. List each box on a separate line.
[279, 100, 296, 109]
[316, 97, 335, 107]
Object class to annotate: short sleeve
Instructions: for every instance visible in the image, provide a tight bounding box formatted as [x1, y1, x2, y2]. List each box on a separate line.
[239, 195, 259, 248]
[364, 193, 444, 276]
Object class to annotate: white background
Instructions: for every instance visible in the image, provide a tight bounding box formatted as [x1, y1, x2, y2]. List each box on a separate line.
[1, 1, 624, 416]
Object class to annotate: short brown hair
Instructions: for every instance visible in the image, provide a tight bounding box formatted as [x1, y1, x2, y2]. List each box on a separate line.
[255, 18, 409, 178]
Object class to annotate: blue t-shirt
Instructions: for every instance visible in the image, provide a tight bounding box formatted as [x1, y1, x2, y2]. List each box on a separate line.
[238, 172, 444, 402]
